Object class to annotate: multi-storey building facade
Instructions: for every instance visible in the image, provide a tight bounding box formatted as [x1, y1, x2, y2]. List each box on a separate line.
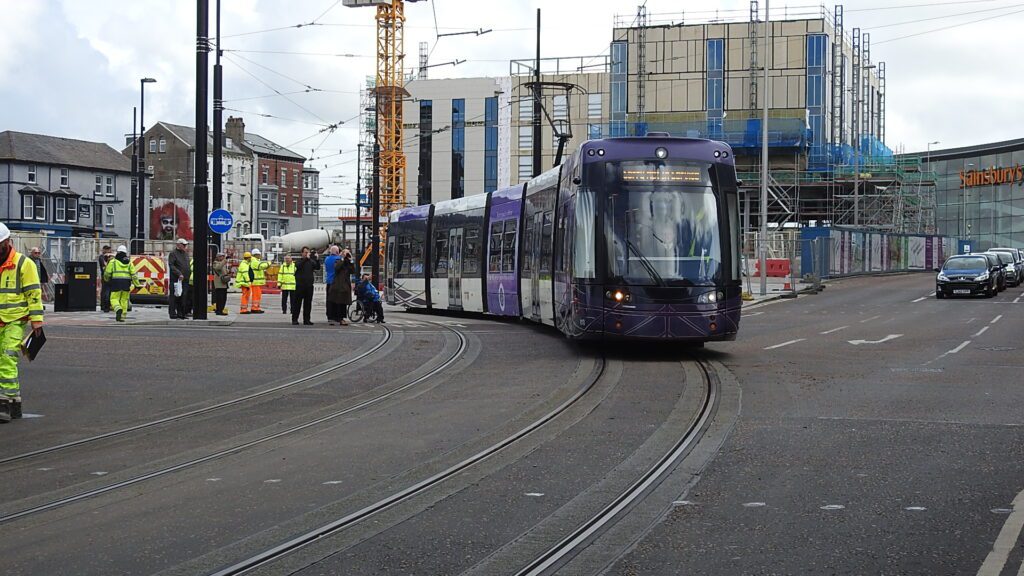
[1, 131, 133, 237]
[301, 166, 320, 231]
[227, 117, 306, 239]
[125, 121, 254, 241]
[401, 77, 511, 206]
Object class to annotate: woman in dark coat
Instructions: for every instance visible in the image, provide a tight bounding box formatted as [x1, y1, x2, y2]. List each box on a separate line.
[327, 250, 356, 326]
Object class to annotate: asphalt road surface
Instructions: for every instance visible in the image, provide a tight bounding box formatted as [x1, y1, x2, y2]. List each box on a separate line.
[3, 274, 1023, 575]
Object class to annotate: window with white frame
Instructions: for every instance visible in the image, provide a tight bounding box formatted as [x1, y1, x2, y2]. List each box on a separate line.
[304, 199, 313, 214]
[104, 206, 115, 227]
[279, 194, 286, 213]
[262, 165, 269, 184]
[240, 166, 246, 185]
[293, 198, 299, 214]
[149, 139, 156, 153]
[55, 197, 66, 222]
[292, 169, 299, 186]
[518, 130, 532, 150]
[259, 221, 270, 239]
[159, 138, 166, 153]
[95, 175, 103, 194]
[227, 164, 233, 184]
[260, 192, 271, 212]
[553, 95, 568, 120]
[519, 98, 533, 121]
[22, 195, 33, 219]
[35, 195, 45, 219]
[60, 168, 69, 188]
[279, 169, 287, 188]
[27, 165, 36, 184]
[588, 94, 602, 118]
[105, 176, 113, 196]
[67, 198, 78, 223]
[207, 160, 212, 183]
[518, 156, 533, 180]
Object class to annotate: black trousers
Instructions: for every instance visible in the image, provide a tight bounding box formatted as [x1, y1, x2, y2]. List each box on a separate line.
[281, 290, 293, 313]
[292, 286, 314, 323]
[213, 288, 227, 314]
[371, 301, 384, 321]
[325, 284, 335, 321]
[168, 282, 189, 318]
[100, 281, 112, 312]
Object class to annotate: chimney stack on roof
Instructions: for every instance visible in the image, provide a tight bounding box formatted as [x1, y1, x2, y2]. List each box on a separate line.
[226, 116, 245, 145]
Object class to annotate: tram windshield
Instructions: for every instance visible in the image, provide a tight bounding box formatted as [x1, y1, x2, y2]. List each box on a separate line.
[604, 160, 721, 286]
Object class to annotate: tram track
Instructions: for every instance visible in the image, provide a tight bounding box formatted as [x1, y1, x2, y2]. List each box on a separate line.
[0, 326, 394, 466]
[203, 353, 609, 576]
[512, 356, 718, 576]
[0, 324, 468, 526]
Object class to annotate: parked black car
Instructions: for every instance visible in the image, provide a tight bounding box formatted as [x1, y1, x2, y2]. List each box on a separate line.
[989, 248, 1023, 286]
[936, 255, 1000, 298]
[984, 251, 1015, 289]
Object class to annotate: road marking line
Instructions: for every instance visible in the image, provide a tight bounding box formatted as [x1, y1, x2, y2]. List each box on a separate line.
[860, 315, 881, 323]
[947, 341, 971, 355]
[848, 334, 903, 345]
[967, 317, 977, 324]
[991, 315, 1003, 325]
[905, 506, 927, 511]
[973, 326, 990, 338]
[820, 504, 845, 510]
[744, 311, 765, 317]
[820, 325, 849, 335]
[742, 502, 766, 508]
[525, 492, 545, 497]
[1014, 296, 1021, 304]
[977, 488, 1024, 576]
[912, 296, 928, 303]
[764, 339, 805, 350]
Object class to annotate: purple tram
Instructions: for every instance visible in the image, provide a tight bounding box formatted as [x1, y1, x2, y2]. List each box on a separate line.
[385, 135, 743, 342]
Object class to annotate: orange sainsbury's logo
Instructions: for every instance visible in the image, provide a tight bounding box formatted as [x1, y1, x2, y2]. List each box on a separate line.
[959, 165, 1024, 188]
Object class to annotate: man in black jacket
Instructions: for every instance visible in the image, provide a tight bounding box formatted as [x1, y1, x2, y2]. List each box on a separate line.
[168, 238, 190, 319]
[292, 246, 320, 326]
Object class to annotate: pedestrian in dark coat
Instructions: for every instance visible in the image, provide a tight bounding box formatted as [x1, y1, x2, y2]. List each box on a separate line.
[291, 246, 320, 326]
[327, 250, 355, 326]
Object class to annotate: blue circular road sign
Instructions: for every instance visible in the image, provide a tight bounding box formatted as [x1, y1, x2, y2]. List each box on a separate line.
[208, 209, 234, 235]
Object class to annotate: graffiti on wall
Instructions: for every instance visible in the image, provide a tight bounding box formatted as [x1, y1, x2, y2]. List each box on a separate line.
[150, 200, 193, 241]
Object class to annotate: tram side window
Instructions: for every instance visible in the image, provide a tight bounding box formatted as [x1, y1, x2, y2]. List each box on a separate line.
[540, 211, 553, 273]
[407, 233, 424, 275]
[523, 218, 534, 273]
[396, 235, 409, 275]
[463, 225, 481, 276]
[502, 222, 517, 272]
[489, 221, 503, 273]
[433, 230, 449, 277]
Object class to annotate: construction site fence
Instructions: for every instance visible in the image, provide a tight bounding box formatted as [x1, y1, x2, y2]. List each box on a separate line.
[741, 227, 961, 295]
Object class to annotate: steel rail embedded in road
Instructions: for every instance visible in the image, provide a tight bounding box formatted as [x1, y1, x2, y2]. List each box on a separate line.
[207, 355, 608, 576]
[0, 327, 395, 466]
[513, 357, 718, 576]
[0, 325, 467, 525]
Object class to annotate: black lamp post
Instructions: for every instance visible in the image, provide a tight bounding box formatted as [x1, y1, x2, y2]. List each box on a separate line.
[136, 77, 157, 254]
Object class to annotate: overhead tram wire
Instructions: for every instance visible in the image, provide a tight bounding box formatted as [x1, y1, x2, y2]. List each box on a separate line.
[221, 107, 332, 127]
[221, 53, 330, 124]
[874, 6, 1024, 43]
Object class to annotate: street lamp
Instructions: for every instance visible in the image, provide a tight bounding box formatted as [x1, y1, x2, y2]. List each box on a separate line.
[136, 77, 157, 254]
[926, 141, 940, 165]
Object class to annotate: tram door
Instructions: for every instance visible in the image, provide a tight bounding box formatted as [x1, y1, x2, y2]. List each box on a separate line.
[385, 235, 396, 305]
[448, 227, 464, 308]
[529, 212, 543, 318]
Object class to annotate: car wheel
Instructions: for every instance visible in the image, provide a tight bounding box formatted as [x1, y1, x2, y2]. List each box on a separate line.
[936, 291, 945, 299]
[987, 283, 996, 298]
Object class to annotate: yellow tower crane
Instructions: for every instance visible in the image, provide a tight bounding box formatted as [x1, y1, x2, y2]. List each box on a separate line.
[344, 0, 423, 267]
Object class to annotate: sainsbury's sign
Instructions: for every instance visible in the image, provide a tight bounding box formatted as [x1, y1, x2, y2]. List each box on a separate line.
[960, 165, 1024, 188]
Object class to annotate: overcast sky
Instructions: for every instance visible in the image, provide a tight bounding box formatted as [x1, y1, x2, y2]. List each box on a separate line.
[2, 0, 1022, 215]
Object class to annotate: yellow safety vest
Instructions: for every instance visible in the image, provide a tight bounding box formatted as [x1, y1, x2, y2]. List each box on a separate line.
[188, 259, 194, 285]
[235, 259, 252, 288]
[278, 262, 296, 291]
[0, 251, 43, 323]
[251, 258, 269, 286]
[103, 258, 140, 291]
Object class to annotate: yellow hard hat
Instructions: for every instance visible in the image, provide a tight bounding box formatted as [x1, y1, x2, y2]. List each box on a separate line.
[243, 251, 252, 258]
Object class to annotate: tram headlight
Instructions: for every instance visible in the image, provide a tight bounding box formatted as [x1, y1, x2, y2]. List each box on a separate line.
[655, 147, 668, 159]
[697, 290, 726, 304]
[605, 289, 630, 303]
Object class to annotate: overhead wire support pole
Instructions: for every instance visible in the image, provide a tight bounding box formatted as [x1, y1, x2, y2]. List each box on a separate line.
[532, 8, 542, 177]
[759, 0, 770, 297]
[194, 0, 210, 320]
[130, 107, 138, 246]
[212, 0, 223, 249]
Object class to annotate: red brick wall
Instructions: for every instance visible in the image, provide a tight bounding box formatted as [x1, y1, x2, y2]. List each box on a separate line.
[258, 158, 304, 216]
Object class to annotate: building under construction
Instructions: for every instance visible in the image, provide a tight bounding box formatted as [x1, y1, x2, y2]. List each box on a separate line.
[504, 3, 936, 235]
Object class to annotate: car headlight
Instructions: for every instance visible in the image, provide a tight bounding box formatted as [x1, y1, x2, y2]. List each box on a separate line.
[697, 290, 726, 304]
[936, 273, 949, 282]
[975, 272, 989, 281]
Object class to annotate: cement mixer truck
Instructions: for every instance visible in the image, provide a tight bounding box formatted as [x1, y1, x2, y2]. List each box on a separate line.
[278, 228, 342, 254]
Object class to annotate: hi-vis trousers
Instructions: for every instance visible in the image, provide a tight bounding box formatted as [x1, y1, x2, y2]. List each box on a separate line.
[0, 321, 26, 397]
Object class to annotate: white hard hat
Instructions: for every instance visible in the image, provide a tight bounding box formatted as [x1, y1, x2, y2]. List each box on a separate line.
[177, 238, 188, 245]
[251, 248, 261, 256]
[0, 223, 9, 242]
[117, 245, 128, 253]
